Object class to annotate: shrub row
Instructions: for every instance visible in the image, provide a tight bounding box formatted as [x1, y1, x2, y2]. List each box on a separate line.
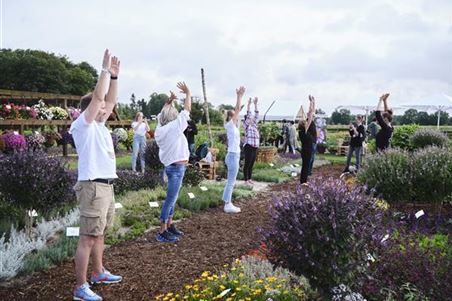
[357, 147, 452, 204]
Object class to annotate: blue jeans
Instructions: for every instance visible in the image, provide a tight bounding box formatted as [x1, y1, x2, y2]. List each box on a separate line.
[222, 152, 240, 203]
[132, 135, 146, 172]
[308, 143, 317, 175]
[160, 164, 186, 223]
[189, 143, 195, 157]
[345, 146, 362, 171]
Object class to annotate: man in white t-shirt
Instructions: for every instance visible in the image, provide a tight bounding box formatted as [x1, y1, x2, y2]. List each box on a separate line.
[70, 50, 122, 301]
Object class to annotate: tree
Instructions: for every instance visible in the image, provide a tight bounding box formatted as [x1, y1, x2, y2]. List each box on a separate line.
[400, 109, 418, 125]
[0, 49, 97, 95]
[331, 109, 352, 125]
[148, 93, 169, 116]
[315, 108, 326, 115]
[218, 104, 235, 112]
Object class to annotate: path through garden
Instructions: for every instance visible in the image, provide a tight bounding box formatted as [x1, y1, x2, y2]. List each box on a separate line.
[0, 164, 342, 301]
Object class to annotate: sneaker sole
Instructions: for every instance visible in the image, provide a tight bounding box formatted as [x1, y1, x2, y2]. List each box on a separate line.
[90, 279, 122, 285]
[73, 297, 102, 301]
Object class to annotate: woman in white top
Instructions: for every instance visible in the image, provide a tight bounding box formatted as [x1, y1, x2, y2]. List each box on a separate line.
[222, 86, 245, 214]
[131, 112, 150, 173]
[154, 82, 191, 243]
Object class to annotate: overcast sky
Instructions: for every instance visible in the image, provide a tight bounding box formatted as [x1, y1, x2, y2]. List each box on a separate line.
[1, 0, 451, 115]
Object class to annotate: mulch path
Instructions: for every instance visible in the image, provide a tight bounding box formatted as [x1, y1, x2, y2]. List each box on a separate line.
[0, 164, 342, 301]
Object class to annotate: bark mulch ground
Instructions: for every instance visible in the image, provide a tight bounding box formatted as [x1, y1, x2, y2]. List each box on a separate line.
[0, 164, 342, 301]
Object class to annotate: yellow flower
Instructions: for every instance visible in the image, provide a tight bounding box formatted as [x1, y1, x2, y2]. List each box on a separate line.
[266, 276, 277, 283]
[185, 285, 193, 290]
[201, 271, 209, 278]
[220, 285, 226, 290]
[255, 279, 264, 284]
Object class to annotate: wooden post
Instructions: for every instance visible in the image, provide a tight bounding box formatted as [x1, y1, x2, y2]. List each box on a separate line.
[201, 68, 213, 147]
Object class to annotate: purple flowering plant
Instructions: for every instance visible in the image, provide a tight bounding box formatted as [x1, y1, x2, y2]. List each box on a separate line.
[263, 177, 385, 295]
[1, 131, 27, 153]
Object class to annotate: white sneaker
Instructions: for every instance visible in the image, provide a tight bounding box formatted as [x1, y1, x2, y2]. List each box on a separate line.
[224, 202, 241, 213]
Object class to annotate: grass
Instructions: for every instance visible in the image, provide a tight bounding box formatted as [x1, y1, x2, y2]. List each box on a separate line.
[317, 153, 349, 165]
[178, 182, 254, 211]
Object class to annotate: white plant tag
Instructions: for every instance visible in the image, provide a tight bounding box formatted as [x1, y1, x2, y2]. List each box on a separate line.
[269, 163, 274, 167]
[217, 288, 231, 298]
[28, 209, 38, 217]
[149, 201, 159, 208]
[415, 210, 425, 219]
[114, 203, 123, 209]
[381, 234, 390, 243]
[294, 163, 300, 167]
[188, 192, 195, 199]
[367, 253, 376, 262]
[290, 164, 295, 168]
[291, 172, 298, 177]
[34, 131, 39, 135]
[13, 131, 19, 135]
[200, 186, 208, 191]
[66, 227, 80, 237]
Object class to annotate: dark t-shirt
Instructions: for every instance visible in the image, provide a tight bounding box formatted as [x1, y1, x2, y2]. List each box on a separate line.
[375, 111, 393, 151]
[183, 120, 198, 144]
[349, 124, 365, 147]
[299, 122, 316, 153]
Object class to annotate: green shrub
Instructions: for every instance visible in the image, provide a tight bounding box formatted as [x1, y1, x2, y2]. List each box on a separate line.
[410, 128, 449, 149]
[358, 149, 412, 203]
[19, 235, 78, 275]
[358, 147, 452, 204]
[183, 166, 205, 187]
[391, 124, 420, 150]
[410, 147, 452, 204]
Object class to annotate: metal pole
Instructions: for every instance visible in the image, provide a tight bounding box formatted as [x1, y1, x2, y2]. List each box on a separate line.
[200, 68, 213, 146]
[437, 108, 441, 129]
[263, 100, 276, 123]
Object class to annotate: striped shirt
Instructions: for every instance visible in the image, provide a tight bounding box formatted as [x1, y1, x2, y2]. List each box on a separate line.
[244, 110, 260, 148]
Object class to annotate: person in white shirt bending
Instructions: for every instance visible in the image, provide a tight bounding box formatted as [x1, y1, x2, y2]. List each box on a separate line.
[222, 86, 246, 214]
[131, 112, 150, 173]
[70, 49, 122, 301]
[154, 82, 192, 243]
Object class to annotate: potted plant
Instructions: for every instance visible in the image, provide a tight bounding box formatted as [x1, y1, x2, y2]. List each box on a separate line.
[257, 122, 279, 162]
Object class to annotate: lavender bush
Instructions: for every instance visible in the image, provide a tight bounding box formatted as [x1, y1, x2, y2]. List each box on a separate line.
[410, 128, 449, 149]
[0, 151, 74, 217]
[114, 169, 160, 195]
[357, 149, 412, 203]
[264, 178, 384, 295]
[411, 146, 452, 204]
[358, 147, 452, 204]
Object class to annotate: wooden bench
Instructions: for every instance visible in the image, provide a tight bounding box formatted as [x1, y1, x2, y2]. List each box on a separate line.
[196, 161, 217, 180]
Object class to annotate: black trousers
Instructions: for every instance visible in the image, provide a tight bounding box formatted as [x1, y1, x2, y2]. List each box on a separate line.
[300, 150, 313, 184]
[243, 144, 258, 181]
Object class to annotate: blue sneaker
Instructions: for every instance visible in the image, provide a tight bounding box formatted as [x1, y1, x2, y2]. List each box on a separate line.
[168, 224, 184, 237]
[155, 230, 179, 243]
[90, 268, 122, 284]
[73, 283, 102, 301]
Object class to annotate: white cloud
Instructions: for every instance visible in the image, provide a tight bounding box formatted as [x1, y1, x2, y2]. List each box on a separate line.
[1, 0, 451, 115]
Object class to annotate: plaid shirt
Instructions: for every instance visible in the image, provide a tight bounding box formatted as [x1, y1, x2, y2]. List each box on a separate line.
[244, 110, 260, 148]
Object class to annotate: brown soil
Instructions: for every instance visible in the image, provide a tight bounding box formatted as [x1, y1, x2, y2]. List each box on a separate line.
[0, 164, 342, 301]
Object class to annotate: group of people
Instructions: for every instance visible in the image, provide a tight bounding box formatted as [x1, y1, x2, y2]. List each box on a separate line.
[69, 49, 395, 301]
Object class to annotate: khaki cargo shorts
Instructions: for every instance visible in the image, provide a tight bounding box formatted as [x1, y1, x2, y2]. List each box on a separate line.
[73, 181, 115, 236]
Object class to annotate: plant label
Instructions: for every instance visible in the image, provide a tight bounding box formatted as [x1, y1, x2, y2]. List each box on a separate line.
[291, 172, 298, 177]
[27, 209, 38, 217]
[13, 131, 19, 136]
[290, 164, 295, 168]
[66, 227, 80, 237]
[114, 203, 123, 209]
[34, 131, 39, 135]
[294, 163, 300, 167]
[381, 234, 390, 243]
[188, 192, 195, 199]
[415, 210, 425, 219]
[148, 201, 159, 208]
[367, 254, 376, 262]
[217, 288, 231, 298]
[269, 163, 274, 167]
[200, 186, 208, 191]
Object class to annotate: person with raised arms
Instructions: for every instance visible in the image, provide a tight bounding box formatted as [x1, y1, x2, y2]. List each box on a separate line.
[131, 111, 150, 173]
[243, 96, 260, 185]
[70, 49, 122, 301]
[298, 95, 316, 184]
[154, 82, 192, 243]
[222, 86, 246, 213]
[375, 93, 393, 152]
